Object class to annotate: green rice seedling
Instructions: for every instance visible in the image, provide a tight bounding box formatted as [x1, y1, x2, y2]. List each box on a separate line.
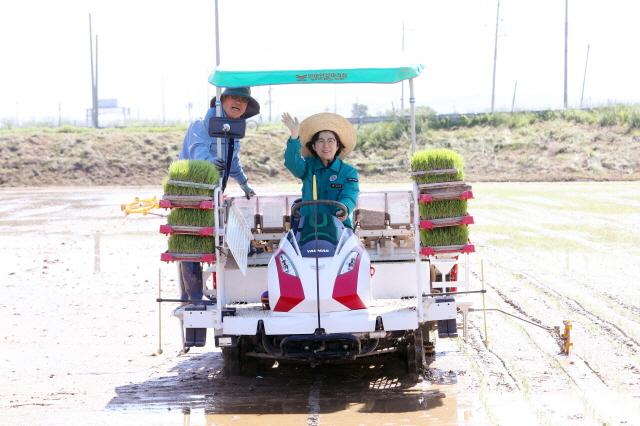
[163, 160, 219, 196]
[420, 225, 469, 247]
[419, 199, 467, 219]
[411, 148, 464, 184]
[167, 209, 215, 227]
[168, 234, 215, 254]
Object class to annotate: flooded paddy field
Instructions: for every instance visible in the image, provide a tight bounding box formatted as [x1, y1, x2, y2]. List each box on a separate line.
[1, 182, 639, 425]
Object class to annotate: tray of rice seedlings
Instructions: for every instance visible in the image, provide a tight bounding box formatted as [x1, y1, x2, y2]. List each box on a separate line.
[161, 220, 217, 262]
[161, 247, 216, 263]
[410, 148, 474, 255]
[159, 160, 219, 263]
[168, 233, 215, 254]
[160, 160, 219, 209]
[411, 148, 468, 220]
[419, 214, 474, 230]
[419, 225, 470, 253]
[411, 148, 473, 203]
[161, 213, 217, 263]
[411, 148, 464, 184]
[417, 226, 474, 256]
[418, 185, 473, 203]
[160, 208, 216, 236]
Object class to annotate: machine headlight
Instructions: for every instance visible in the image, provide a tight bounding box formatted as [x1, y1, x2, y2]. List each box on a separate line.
[278, 253, 298, 277]
[339, 250, 360, 275]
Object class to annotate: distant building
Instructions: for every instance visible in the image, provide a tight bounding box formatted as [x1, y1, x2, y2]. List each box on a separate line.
[86, 99, 130, 127]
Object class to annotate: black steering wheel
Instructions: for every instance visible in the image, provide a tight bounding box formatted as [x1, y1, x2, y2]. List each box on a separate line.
[291, 199, 348, 218]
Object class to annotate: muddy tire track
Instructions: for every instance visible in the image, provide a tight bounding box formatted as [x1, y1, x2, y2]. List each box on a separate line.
[477, 284, 606, 384]
[514, 267, 640, 327]
[473, 255, 640, 425]
[476, 269, 617, 390]
[487, 260, 640, 356]
[463, 321, 520, 392]
[464, 285, 622, 425]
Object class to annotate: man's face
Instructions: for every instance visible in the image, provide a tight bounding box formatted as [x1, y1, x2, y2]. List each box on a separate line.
[222, 95, 249, 119]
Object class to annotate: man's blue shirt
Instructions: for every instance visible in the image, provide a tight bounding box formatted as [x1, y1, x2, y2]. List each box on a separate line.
[179, 107, 248, 185]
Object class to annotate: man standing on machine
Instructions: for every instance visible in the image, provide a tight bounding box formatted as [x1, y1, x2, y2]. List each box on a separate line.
[178, 87, 260, 303]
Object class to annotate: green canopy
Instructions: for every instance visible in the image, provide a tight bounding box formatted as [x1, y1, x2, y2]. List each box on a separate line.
[209, 64, 424, 88]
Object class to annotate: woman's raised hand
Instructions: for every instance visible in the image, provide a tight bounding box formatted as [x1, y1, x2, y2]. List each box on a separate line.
[281, 112, 299, 139]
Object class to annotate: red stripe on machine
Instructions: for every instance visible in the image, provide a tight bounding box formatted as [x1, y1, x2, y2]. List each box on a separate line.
[273, 251, 305, 312]
[333, 247, 366, 310]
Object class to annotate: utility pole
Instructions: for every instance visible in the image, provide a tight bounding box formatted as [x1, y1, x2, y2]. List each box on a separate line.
[95, 35, 99, 127]
[580, 43, 590, 108]
[490, 0, 500, 113]
[58, 103, 62, 127]
[511, 81, 517, 113]
[563, 0, 569, 109]
[88, 14, 99, 128]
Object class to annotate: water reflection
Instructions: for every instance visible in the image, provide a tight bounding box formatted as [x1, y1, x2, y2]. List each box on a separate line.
[108, 353, 450, 416]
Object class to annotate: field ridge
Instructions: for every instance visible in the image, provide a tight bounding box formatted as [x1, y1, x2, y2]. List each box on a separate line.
[0, 120, 638, 186]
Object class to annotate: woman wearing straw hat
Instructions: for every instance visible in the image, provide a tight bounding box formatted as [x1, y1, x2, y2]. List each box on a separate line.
[282, 112, 360, 228]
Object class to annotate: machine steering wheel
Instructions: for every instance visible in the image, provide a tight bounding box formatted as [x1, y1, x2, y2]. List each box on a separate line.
[290, 199, 348, 219]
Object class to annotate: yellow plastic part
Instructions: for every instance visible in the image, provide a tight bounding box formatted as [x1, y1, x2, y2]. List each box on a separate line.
[561, 320, 573, 355]
[121, 196, 159, 216]
[312, 175, 318, 201]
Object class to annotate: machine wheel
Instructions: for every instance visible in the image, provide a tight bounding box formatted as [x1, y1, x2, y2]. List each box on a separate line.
[222, 346, 240, 376]
[420, 321, 437, 356]
[222, 338, 264, 376]
[406, 329, 426, 375]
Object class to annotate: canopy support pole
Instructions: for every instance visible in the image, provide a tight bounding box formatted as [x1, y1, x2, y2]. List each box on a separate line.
[214, 0, 223, 160]
[213, 0, 225, 330]
[409, 78, 416, 154]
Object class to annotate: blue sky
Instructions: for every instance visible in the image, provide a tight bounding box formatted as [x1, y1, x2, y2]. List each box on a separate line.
[1, 0, 638, 124]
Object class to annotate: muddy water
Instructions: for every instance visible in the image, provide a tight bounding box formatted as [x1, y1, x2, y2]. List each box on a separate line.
[107, 352, 482, 425]
[199, 369, 466, 425]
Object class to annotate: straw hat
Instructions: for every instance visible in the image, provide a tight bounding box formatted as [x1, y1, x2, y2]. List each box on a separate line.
[299, 113, 357, 159]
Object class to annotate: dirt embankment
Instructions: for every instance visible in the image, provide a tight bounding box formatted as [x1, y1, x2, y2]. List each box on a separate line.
[0, 121, 638, 187]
